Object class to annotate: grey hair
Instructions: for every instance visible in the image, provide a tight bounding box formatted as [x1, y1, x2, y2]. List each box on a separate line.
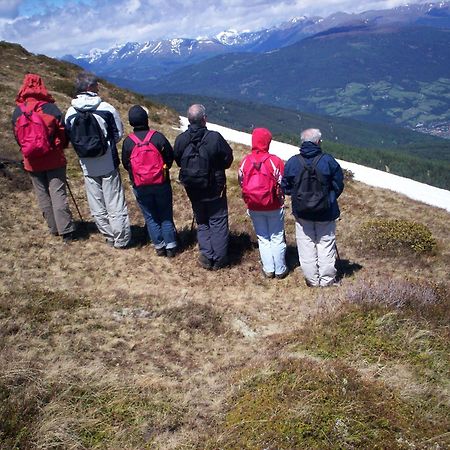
[187, 104, 207, 125]
[300, 128, 322, 144]
[75, 71, 98, 94]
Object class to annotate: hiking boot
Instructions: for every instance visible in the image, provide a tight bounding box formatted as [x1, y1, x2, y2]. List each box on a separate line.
[199, 253, 213, 270]
[166, 247, 177, 258]
[156, 247, 166, 257]
[62, 231, 77, 243]
[212, 257, 229, 271]
[262, 269, 275, 279]
[322, 280, 341, 288]
[275, 269, 289, 280]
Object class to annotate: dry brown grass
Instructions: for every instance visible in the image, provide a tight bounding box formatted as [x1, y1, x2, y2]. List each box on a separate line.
[1, 42, 449, 449]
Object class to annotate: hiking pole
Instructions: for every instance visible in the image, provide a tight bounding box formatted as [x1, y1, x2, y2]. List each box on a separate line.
[335, 241, 341, 261]
[66, 178, 84, 222]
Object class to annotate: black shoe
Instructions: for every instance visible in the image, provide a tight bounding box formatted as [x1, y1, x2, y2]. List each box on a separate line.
[156, 247, 166, 257]
[275, 269, 289, 280]
[166, 247, 177, 258]
[199, 254, 213, 270]
[62, 231, 77, 243]
[212, 257, 229, 271]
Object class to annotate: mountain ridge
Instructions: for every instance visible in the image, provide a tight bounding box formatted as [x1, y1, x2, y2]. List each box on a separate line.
[61, 2, 450, 82]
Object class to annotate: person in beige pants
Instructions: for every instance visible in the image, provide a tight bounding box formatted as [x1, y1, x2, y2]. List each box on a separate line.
[281, 128, 344, 287]
[12, 73, 76, 241]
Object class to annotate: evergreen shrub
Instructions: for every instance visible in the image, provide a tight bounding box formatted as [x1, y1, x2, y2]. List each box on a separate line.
[360, 218, 437, 255]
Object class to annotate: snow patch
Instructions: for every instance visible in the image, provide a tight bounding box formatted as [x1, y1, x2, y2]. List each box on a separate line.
[178, 117, 450, 212]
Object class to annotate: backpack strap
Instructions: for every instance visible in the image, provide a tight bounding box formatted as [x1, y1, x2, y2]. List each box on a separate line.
[128, 133, 141, 145]
[297, 153, 323, 171]
[18, 101, 46, 115]
[129, 130, 157, 146]
[143, 130, 156, 143]
[295, 153, 326, 187]
[311, 153, 324, 170]
[309, 153, 328, 186]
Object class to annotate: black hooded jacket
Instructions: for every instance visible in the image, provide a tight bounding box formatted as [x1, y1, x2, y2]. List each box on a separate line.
[174, 124, 233, 201]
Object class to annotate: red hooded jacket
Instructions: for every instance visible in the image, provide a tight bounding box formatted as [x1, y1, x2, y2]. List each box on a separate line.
[238, 128, 285, 211]
[12, 74, 67, 172]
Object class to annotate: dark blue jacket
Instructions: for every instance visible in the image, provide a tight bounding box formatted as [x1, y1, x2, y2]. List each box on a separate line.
[281, 142, 344, 221]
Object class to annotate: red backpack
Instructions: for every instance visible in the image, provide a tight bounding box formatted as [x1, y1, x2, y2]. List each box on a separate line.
[15, 102, 52, 159]
[129, 130, 165, 186]
[241, 154, 279, 210]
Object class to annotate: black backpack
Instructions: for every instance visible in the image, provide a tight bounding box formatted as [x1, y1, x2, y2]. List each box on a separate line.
[69, 110, 108, 158]
[179, 131, 212, 189]
[293, 154, 330, 214]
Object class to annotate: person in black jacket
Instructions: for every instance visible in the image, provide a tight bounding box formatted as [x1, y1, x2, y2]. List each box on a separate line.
[174, 104, 233, 269]
[122, 105, 177, 257]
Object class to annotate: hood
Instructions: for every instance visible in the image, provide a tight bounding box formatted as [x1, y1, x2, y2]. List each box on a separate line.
[71, 92, 102, 111]
[251, 128, 272, 153]
[300, 141, 322, 158]
[16, 73, 55, 105]
[188, 123, 207, 144]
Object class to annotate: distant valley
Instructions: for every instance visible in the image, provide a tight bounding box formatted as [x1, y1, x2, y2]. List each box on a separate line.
[62, 2, 450, 134]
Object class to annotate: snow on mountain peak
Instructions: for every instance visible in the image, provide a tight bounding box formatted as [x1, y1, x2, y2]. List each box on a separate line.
[216, 29, 240, 45]
[170, 38, 185, 54]
[77, 47, 108, 63]
[290, 16, 307, 23]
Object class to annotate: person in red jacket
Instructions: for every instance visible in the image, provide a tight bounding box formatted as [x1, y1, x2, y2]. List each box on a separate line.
[239, 128, 287, 279]
[12, 73, 76, 241]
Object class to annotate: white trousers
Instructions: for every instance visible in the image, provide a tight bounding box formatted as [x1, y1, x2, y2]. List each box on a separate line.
[248, 208, 287, 276]
[84, 169, 131, 248]
[295, 219, 337, 287]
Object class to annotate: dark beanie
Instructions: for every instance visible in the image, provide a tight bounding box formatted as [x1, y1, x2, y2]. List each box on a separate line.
[128, 105, 148, 127]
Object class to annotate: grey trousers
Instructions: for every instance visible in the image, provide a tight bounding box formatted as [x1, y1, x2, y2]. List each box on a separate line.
[295, 219, 337, 287]
[192, 196, 229, 265]
[84, 169, 131, 248]
[29, 166, 75, 236]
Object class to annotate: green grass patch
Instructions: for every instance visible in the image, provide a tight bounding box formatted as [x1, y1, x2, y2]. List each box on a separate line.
[0, 369, 184, 449]
[0, 287, 90, 325]
[298, 306, 449, 382]
[204, 358, 448, 449]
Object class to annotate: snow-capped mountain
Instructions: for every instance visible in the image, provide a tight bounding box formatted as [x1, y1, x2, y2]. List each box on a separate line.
[61, 1, 449, 87]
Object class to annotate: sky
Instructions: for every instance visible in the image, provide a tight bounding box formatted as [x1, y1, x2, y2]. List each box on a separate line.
[179, 117, 450, 209]
[0, 0, 443, 56]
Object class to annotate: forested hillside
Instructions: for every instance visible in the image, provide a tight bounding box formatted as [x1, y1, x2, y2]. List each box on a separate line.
[145, 26, 450, 131]
[154, 93, 450, 189]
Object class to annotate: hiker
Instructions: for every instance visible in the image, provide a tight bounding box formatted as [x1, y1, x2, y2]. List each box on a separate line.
[174, 104, 233, 270]
[121, 105, 178, 257]
[238, 128, 287, 279]
[65, 71, 131, 249]
[12, 73, 76, 242]
[281, 128, 344, 287]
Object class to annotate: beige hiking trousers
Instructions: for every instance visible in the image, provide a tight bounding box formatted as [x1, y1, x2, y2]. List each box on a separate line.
[29, 166, 75, 236]
[295, 219, 337, 287]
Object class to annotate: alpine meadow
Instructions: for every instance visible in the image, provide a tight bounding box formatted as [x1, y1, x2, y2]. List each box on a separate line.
[1, 38, 450, 450]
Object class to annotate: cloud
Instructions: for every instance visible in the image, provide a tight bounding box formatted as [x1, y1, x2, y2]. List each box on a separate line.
[0, 0, 444, 56]
[0, 0, 22, 19]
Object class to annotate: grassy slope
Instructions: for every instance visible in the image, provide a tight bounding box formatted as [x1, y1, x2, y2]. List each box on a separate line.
[1, 43, 449, 449]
